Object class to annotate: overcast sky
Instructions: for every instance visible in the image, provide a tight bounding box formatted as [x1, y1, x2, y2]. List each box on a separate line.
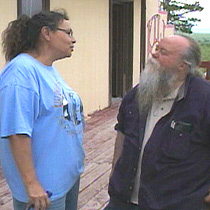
[180, 0, 210, 33]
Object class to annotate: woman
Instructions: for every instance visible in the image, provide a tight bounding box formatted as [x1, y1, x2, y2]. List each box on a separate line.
[0, 9, 84, 210]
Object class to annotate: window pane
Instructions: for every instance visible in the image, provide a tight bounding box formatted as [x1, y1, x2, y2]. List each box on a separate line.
[18, 0, 49, 17]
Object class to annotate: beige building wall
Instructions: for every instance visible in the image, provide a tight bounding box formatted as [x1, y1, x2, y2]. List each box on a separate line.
[0, 0, 17, 70]
[165, 24, 175, 37]
[51, 0, 109, 116]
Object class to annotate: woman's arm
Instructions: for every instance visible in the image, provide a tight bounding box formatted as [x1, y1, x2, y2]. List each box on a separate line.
[9, 134, 50, 210]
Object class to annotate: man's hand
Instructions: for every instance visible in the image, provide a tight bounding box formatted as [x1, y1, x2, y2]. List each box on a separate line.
[26, 180, 50, 210]
[111, 132, 125, 170]
[204, 190, 210, 209]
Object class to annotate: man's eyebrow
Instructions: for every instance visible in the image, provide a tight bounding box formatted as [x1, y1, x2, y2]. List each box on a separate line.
[157, 44, 169, 53]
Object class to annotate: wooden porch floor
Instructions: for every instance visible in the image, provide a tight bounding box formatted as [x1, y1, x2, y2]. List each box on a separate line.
[0, 100, 120, 210]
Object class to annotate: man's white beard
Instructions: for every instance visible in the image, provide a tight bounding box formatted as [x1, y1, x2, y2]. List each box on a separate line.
[137, 58, 178, 114]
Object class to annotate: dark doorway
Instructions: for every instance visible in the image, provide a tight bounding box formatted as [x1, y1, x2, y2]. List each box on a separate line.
[109, 0, 134, 99]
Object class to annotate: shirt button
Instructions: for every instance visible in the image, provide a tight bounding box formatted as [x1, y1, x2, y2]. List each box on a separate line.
[129, 186, 133, 190]
[179, 133, 183, 137]
[134, 168, 137, 171]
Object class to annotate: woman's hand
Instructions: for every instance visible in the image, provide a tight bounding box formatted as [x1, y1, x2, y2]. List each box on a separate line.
[26, 180, 50, 210]
[9, 135, 50, 210]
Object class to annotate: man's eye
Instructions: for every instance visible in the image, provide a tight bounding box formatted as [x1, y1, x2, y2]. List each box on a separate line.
[160, 49, 168, 55]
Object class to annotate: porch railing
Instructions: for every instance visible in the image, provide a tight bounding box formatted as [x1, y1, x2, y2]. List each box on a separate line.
[200, 61, 210, 80]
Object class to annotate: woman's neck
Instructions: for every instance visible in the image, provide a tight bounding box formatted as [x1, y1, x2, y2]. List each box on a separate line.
[26, 50, 53, 66]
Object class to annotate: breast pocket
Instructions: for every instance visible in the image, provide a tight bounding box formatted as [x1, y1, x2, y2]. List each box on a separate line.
[161, 121, 193, 160]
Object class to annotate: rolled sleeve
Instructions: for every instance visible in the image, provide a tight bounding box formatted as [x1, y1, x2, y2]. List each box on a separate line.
[114, 100, 125, 133]
[0, 85, 39, 138]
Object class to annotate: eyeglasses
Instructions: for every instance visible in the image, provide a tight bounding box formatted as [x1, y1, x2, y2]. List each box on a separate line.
[56, 28, 73, 37]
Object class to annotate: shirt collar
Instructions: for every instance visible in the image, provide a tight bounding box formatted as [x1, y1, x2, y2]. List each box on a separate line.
[163, 87, 179, 101]
[176, 74, 192, 101]
[163, 74, 192, 102]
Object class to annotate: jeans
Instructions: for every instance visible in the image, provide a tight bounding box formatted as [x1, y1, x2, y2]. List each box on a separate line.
[13, 178, 80, 210]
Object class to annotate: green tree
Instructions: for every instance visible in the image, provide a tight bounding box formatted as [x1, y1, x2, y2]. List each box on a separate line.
[161, 0, 204, 33]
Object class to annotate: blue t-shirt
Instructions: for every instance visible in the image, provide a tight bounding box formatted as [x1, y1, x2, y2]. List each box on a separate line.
[0, 53, 85, 202]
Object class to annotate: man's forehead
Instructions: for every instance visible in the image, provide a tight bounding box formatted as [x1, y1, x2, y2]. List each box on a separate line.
[159, 35, 189, 52]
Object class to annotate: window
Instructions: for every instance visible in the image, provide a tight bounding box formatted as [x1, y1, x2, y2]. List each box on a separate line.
[18, 0, 50, 17]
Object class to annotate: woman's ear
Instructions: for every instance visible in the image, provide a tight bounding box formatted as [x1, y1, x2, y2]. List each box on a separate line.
[40, 26, 51, 41]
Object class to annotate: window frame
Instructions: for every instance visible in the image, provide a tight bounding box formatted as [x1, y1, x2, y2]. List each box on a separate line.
[17, 0, 50, 17]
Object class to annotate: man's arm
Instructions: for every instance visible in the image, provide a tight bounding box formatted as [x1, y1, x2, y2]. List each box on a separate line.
[111, 131, 125, 174]
[9, 134, 50, 210]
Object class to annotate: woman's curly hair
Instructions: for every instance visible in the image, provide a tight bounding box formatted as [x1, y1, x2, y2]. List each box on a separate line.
[2, 9, 69, 61]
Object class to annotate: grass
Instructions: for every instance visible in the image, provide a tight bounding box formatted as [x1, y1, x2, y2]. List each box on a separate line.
[190, 33, 210, 76]
[175, 32, 210, 76]
[189, 33, 210, 61]
[176, 32, 210, 61]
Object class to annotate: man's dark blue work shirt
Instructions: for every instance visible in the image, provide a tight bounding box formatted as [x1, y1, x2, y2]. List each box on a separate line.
[108, 74, 210, 210]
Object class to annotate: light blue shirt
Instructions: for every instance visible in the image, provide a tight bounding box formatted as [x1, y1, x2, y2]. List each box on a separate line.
[0, 53, 85, 202]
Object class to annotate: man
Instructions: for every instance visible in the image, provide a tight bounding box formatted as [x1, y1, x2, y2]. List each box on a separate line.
[104, 35, 210, 210]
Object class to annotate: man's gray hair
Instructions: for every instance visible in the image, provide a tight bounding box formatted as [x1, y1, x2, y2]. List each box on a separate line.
[179, 34, 201, 75]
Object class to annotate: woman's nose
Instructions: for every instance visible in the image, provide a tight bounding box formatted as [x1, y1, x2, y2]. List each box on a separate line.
[71, 36, 76, 44]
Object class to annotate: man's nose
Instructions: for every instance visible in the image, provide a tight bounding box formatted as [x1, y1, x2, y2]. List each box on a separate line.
[152, 51, 159, 58]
